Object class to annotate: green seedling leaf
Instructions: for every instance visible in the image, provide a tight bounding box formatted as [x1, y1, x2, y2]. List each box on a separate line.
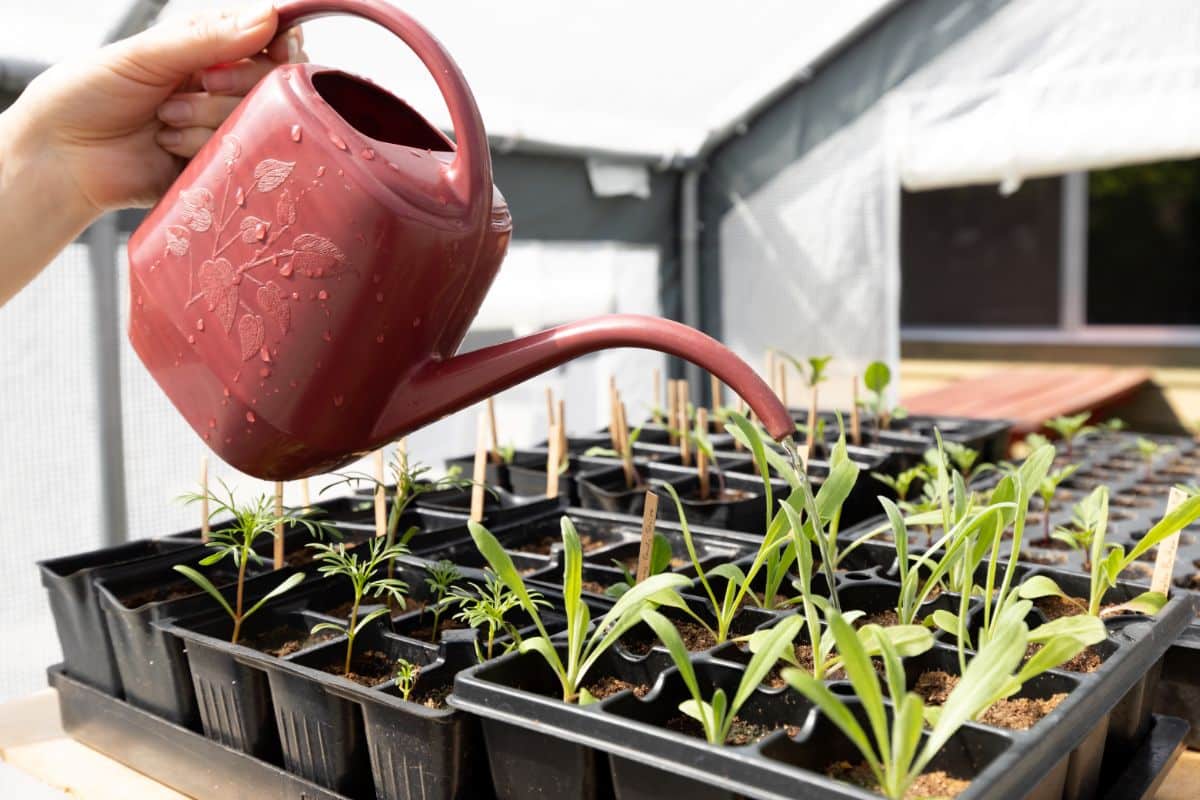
[243, 572, 306, 620]
[1103, 591, 1168, 618]
[1018, 575, 1072, 601]
[172, 565, 233, 618]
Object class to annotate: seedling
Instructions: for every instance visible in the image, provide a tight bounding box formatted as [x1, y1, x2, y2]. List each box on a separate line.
[783, 607, 1024, 800]
[423, 560, 462, 642]
[445, 571, 544, 663]
[643, 610, 802, 744]
[1135, 437, 1171, 479]
[861, 360, 906, 434]
[175, 481, 333, 644]
[606, 532, 672, 599]
[1050, 491, 1106, 569]
[309, 537, 409, 676]
[1020, 485, 1200, 617]
[394, 659, 419, 702]
[1035, 463, 1079, 545]
[1044, 411, 1094, 459]
[870, 465, 929, 512]
[468, 517, 690, 703]
[927, 441, 993, 482]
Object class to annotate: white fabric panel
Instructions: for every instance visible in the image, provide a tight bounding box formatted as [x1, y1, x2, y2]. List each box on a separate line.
[0, 245, 103, 702]
[0, 0, 129, 63]
[159, 0, 894, 159]
[897, 0, 1200, 190]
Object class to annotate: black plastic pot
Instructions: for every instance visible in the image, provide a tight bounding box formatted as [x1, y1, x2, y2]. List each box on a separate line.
[1152, 622, 1200, 748]
[38, 537, 201, 696]
[649, 463, 775, 533]
[443, 454, 510, 491]
[576, 463, 693, 516]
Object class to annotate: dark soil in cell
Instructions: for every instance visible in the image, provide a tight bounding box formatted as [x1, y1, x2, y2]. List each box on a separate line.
[581, 580, 612, 595]
[1121, 562, 1154, 580]
[1034, 595, 1088, 621]
[118, 576, 207, 608]
[1024, 551, 1069, 566]
[404, 617, 467, 642]
[326, 649, 395, 686]
[1175, 573, 1200, 591]
[1026, 642, 1101, 674]
[1131, 484, 1171, 497]
[517, 533, 606, 556]
[585, 675, 650, 700]
[688, 487, 756, 503]
[415, 684, 452, 709]
[326, 596, 421, 619]
[740, 592, 792, 610]
[620, 619, 716, 656]
[762, 644, 844, 688]
[912, 670, 1066, 730]
[1112, 495, 1156, 508]
[665, 714, 797, 746]
[855, 609, 900, 628]
[246, 624, 337, 658]
[827, 760, 970, 799]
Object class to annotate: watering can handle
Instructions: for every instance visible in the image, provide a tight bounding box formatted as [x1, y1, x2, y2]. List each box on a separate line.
[275, 0, 492, 216]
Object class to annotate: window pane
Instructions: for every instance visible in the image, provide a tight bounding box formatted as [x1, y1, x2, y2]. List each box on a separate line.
[1087, 160, 1200, 325]
[901, 178, 1062, 326]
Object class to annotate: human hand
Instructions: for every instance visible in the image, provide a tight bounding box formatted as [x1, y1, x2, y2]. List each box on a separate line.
[11, 2, 308, 214]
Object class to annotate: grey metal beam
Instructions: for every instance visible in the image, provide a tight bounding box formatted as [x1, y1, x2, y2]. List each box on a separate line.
[87, 216, 129, 546]
[1059, 172, 1088, 331]
[680, 168, 703, 399]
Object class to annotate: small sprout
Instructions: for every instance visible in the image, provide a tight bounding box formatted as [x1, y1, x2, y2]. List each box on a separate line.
[606, 532, 672, 599]
[1035, 464, 1080, 544]
[1020, 486, 1200, 617]
[1044, 411, 1094, 459]
[497, 442, 516, 464]
[861, 360, 905, 433]
[174, 480, 334, 644]
[1135, 437, 1171, 474]
[445, 571, 540, 663]
[870, 465, 927, 505]
[309, 537, 409, 676]
[394, 658, 419, 702]
[423, 560, 462, 643]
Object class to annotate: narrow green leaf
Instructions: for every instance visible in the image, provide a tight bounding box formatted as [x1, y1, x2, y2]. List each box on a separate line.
[173, 565, 233, 619]
[243, 572, 305, 620]
[1018, 575, 1071, 601]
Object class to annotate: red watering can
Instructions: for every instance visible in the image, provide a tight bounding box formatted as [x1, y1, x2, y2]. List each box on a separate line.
[127, 0, 791, 479]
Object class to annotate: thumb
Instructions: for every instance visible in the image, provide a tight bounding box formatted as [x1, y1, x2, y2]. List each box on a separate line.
[108, 2, 279, 87]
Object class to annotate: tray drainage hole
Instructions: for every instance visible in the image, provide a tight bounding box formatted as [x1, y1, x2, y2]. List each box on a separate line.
[843, 572, 873, 581]
[829, 682, 856, 696]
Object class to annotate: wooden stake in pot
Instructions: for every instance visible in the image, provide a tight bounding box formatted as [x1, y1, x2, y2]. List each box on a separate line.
[696, 407, 710, 500]
[652, 367, 663, 425]
[546, 421, 562, 498]
[734, 398, 747, 452]
[777, 362, 788, 409]
[299, 477, 311, 511]
[557, 398, 567, 464]
[850, 375, 862, 447]
[677, 379, 691, 467]
[608, 376, 621, 450]
[470, 413, 488, 523]
[545, 387, 555, 433]
[1152, 487, 1188, 596]
[635, 491, 660, 584]
[273, 481, 285, 569]
[373, 449, 387, 539]
[486, 396, 501, 464]
[667, 379, 679, 445]
[805, 385, 818, 460]
[710, 374, 722, 420]
[199, 455, 210, 543]
[616, 399, 637, 489]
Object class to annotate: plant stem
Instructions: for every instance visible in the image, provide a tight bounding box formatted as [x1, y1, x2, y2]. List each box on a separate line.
[231, 546, 249, 644]
[345, 597, 360, 676]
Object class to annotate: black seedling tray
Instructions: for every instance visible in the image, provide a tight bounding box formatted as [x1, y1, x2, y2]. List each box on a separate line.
[48, 664, 353, 800]
[451, 554, 1195, 800]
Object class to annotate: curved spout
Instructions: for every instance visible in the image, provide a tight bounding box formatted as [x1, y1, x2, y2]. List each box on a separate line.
[372, 314, 794, 444]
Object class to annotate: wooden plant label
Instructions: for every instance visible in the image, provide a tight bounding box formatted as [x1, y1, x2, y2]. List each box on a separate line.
[273, 481, 285, 569]
[557, 399, 567, 464]
[471, 413, 488, 523]
[545, 387, 555, 432]
[617, 400, 637, 488]
[199, 455, 210, 543]
[667, 379, 679, 445]
[850, 375, 862, 447]
[710, 374, 721, 418]
[1152, 487, 1188, 595]
[696, 407, 710, 500]
[734, 399, 746, 451]
[546, 421, 562, 498]
[777, 362, 788, 408]
[677, 380, 691, 467]
[609, 376, 621, 450]
[486, 397, 501, 464]
[635, 491, 660, 584]
[805, 385, 818, 460]
[653, 367, 663, 424]
[299, 477, 311, 510]
[373, 449, 387, 538]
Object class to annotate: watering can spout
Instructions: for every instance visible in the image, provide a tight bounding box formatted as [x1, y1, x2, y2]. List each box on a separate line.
[372, 314, 795, 444]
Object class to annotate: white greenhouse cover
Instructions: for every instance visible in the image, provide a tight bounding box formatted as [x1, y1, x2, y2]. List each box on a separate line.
[722, 0, 1200, 403]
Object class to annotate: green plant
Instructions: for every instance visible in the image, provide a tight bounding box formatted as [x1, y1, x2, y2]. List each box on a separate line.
[1134, 437, 1171, 478]
[861, 360, 906, 433]
[1050, 490, 1107, 569]
[776, 352, 832, 389]
[394, 658, 419, 702]
[1045, 411, 1094, 459]
[445, 571, 546, 663]
[469, 517, 690, 703]
[606, 532, 672, 599]
[644, 610, 803, 744]
[174, 481, 333, 643]
[926, 441, 993, 482]
[1020, 485, 1200, 617]
[783, 607, 1024, 800]
[309, 537, 409, 676]
[496, 442, 516, 464]
[1034, 463, 1079, 544]
[423, 560, 463, 643]
[870, 465, 928, 509]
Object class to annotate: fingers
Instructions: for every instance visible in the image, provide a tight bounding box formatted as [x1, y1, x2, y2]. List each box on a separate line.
[155, 126, 216, 159]
[201, 46, 308, 95]
[108, 2, 278, 88]
[156, 92, 242, 130]
[266, 26, 304, 64]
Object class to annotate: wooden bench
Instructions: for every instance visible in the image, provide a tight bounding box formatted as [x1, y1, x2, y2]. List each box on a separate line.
[903, 367, 1152, 437]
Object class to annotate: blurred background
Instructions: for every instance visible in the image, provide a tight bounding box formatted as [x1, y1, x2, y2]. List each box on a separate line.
[2, 0, 1200, 738]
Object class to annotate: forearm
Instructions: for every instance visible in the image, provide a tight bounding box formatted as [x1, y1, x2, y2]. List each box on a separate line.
[0, 98, 99, 308]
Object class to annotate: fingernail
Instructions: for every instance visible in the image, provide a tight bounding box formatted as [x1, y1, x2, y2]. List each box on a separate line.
[157, 128, 183, 146]
[157, 99, 191, 124]
[202, 68, 234, 93]
[237, 1, 275, 30]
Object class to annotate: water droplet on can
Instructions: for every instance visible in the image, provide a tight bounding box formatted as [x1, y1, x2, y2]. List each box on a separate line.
[376, 334, 384, 343]
[186, 334, 195, 344]
[235, 187, 245, 207]
[317, 289, 328, 301]
[375, 292, 384, 303]
[290, 124, 302, 142]
[259, 367, 271, 378]
[329, 132, 348, 151]
[260, 348, 271, 363]
[279, 261, 293, 277]
[195, 319, 204, 331]
[291, 291, 299, 300]
[387, 161, 402, 172]
[333, 395, 344, 407]
[412, 317, 421, 327]
[245, 411, 256, 423]
[255, 223, 268, 241]
[361, 148, 375, 160]
[222, 387, 230, 397]
[322, 330, 332, 342]
[208, 418, 217, 429]
[316, 165, 326, 177]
